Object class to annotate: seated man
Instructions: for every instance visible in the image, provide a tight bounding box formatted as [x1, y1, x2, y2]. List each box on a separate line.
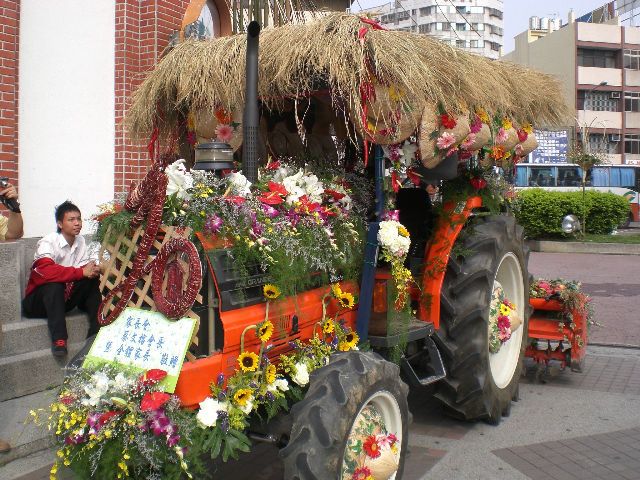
[22, 201, 101, 357]
[0, 180, 22, 455]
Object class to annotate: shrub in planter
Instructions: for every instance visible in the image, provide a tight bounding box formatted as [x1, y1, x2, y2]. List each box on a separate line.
[513, 188, 630, 238]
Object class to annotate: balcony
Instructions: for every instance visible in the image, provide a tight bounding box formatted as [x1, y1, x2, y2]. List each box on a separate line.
[578, 67, 622, 87]
[577, 110, 622, 130]
[626, 112, 640, 129]
[626, 69, 640, 87]
[577, 22, 621, 44]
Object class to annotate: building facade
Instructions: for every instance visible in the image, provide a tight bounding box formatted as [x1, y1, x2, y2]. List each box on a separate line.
[359, 0, 504, 59]
[503, 3, 640, 166]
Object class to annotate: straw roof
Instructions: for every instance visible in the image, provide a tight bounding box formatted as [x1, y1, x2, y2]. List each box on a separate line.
[126, 13, 570, 140]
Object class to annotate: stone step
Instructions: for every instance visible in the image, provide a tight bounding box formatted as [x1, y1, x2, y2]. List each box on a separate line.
[0, 389, 57, 467]
[0, 313, 90, 358]
[0, 340, 89, 402]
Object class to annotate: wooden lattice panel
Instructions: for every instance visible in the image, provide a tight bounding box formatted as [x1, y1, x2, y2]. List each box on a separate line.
[99, 225, 203, 361]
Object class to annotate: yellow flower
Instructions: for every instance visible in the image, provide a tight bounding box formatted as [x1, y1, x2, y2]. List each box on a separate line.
[338, 292, 356, 309]
[331, 283, 343, 298]
[338, 341, 350, 352]
[257, 320, 274, 342]
[522, 123, 533, 135]
[500, 304, 511, 316]
[63, 459, 70, 467]
[344, 331, 359, 349]
[266, 364, 277, 384]
[234, 388, 253, 406]
[104, 429, 112, 439]
[237, 351, 260, 372]
[322, 319, 334, 334]
[476, 108, 490, 124]
[398, 226, 409, 238]
[388, 85, 405, 102]
[367, 120, 376, 133]
[502, 117, 513, 130]
[50, 462, 58, 480]
[263, 284, 281, 300]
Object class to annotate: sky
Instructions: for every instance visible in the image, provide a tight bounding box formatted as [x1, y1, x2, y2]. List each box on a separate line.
[350, 0, 611, 53]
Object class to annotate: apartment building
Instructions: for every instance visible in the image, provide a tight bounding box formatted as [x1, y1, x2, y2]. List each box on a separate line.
[503, 3, 640, 166]
[359, 0, 504, 59]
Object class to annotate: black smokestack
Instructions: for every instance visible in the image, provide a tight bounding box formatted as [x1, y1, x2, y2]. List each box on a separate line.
[243, 21, 260, 183]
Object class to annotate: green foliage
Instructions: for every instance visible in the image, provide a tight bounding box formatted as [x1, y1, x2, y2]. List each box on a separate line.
[94, 210, 136, 244]
[513, 189, 630, 238]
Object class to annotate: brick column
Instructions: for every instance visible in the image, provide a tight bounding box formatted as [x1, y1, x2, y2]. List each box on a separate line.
[114, 0, 190, 196]
[0, 0, 19, 191]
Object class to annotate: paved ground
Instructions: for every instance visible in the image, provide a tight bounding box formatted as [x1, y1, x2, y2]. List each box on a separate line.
[3, 252, 640, 479]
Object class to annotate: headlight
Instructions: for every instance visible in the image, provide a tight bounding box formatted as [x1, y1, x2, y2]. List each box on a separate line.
[561, 214, 581, 234]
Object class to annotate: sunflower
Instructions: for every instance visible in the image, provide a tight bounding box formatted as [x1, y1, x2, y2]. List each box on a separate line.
[237, 351, 260, 372]
[265, 364, 277, 384]
[322, 318, 334, 334]
[263, 284, 281, 300]
[233, 388, 253, 406]
[398, 225, 409, 238]
[338, 292, 356, 309]
[330, 283, 343, 298]
[342, 331, 359, 350]
[257, 320, 274, 342]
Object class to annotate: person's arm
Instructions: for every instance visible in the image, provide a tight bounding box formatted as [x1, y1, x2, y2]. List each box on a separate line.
[0, 183, 23, 240]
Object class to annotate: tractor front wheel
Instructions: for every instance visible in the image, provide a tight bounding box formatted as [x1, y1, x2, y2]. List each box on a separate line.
[280, 351, 409, 479]
[434, 215, 529, 424]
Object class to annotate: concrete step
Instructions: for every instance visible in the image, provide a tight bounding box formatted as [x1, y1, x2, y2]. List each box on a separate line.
[0, 389, 57, 467]
[1, 313, 90, 358]
[0, 340, 89, 402]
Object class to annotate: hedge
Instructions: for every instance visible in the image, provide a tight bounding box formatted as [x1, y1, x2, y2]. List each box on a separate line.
[513, 189, 630, 238]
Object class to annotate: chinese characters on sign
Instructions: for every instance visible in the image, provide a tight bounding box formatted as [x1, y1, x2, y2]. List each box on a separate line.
[531, 130, 569, 164]
[84, 307, 197, 392]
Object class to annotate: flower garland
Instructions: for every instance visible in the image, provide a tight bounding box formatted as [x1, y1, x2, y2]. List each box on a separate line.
[530, 278, 595, 330]
[377, 216, 413, 310]
[381, 137, 421, 193]
[489, 296, 517, 354]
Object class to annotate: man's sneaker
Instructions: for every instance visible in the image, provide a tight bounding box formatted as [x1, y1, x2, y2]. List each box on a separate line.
[52, 339, 68, 357]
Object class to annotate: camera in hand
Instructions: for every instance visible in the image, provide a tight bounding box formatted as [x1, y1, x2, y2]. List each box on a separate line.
[0, 177, 21, 213]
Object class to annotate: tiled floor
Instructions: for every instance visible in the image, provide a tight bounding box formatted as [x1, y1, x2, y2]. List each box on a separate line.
[494, 427, 640, 480]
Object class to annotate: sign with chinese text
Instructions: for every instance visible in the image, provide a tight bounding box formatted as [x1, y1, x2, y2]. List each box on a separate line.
[531, 129, 569, 164]
[83, 307, 197, 392]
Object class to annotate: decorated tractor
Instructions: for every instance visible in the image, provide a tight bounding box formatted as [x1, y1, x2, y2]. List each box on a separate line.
[45, 13, 570, 480]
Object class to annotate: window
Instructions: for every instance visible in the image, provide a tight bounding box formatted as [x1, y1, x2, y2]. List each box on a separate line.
[490, 41, 500, 51]
[442, 22, 451, 31]
[456, 6, 468, 14]
[486, 7, 503, 19]
[625, 134, 640, 154]
[515, 167, 528, 187]
[558, 167, 582, 186]
[456, 23, 466, 31]
[610, 167, 636, 187]
[419, 7, 430, 16]
[624, 49, 640, 70]
[470, 39, 479, 48]
[469, 6, 484, 14]
[456, 40, 467, 48]
[578, 91, 619, 111]
[577, 48, 617, 68]
[490, 25, 503, 36]
[588, 134, 618, 154]
[418, 23, 432, 34]
[625, 92, 640, 112]
[529, 167, 557, 187]
[396, 11, 409, 21]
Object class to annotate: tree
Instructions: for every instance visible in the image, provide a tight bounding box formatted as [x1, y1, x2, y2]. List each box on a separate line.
[566, 144, 607, 236]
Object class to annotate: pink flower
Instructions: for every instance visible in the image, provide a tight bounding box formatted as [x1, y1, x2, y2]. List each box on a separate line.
[496, 128, 508, 144]
[461, 133, 476, 150]
[215, 123, 234, 143]
[515, 144, 524, 157]
[436, 132, 456, 150]
[498, 328, 511, 341]
[388, 145, 401, 162]
[497, 315, 511, 331]
[384, 210, 400, 221]
[446, 147, 458, 157]
[470, 115, 482, 134]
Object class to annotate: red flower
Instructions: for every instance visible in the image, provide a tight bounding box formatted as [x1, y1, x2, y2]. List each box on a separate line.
[265, 160, 281, 170]
[469, 177, 487, 190]
[458, 150, 473, 160]
[225, 195, 246, 205]
[259, 191, 284, 205]
[352, 466, 372, 480]
[140, 369, 168, 387]
[60, 395, 75, 405]
[391, 171, 400, 193]
[268, 181, 287, 196]
[497, 315, 511, 331]
[295, 195, 321, 214]
[363, 435, 381, 458]
[407, 168, 422, 186]
[98, 410, 122, 427]
[325, 188, 346, 201]
[141, 392, 171, 412]
[440, 114, 457, 130]
[517, 129, 528, 143]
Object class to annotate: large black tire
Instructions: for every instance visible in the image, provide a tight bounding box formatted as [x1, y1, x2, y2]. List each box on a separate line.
[433, 215, 529, 424]
[280, 351, 409, 479]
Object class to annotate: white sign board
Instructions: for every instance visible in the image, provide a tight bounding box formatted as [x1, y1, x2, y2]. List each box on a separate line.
[83, 307, 197, 392]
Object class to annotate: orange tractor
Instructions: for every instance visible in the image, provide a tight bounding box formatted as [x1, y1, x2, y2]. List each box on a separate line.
[91, 14, 568, 479]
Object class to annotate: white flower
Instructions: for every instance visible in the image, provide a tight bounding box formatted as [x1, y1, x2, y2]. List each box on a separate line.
[300, 173, 324, 203]
[339, 194, 352, 211]
[291, 362, 309, 386]
[165, 159, 193, 200]
[111, 372, 132, 392]
[378, 220, 411, 257]
[268, 378, 289, 392]
[271, 166, 292, 183]
[239, 399, 254, 414]
[82, 371, 110, 406]
[196, 397, 223, 428]
[227, 172, 252, 197]
[401, 142, 418, 163]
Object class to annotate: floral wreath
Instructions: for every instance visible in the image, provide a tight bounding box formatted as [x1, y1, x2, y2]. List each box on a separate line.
[489, 283, 518, 354]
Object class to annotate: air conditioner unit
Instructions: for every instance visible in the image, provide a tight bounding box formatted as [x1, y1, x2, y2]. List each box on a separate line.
[610, 91, 621, 99]
[609, 133, 621, 142]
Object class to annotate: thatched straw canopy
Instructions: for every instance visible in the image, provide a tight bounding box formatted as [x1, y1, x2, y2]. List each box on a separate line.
[126, 13, 569, 140]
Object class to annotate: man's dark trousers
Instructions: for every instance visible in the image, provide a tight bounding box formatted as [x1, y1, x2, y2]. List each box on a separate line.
[22, 278, 101, 341]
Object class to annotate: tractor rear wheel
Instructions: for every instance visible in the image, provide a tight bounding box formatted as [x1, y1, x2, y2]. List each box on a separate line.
[433, 215, 529, 424]
[280, 351, 409, 479]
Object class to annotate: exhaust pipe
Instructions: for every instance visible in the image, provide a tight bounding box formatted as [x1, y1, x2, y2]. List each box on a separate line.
[243, 21, 260, 183]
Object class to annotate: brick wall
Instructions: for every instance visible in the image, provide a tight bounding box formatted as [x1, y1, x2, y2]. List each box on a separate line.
[114, 0, 190, 196]
[0, 0, 19, 191]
